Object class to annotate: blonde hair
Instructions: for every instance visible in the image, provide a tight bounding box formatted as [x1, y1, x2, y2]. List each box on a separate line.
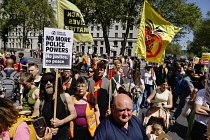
[114, 61, 121, 73]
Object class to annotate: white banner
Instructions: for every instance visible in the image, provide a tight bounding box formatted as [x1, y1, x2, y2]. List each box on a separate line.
[43, 28, 73, 68]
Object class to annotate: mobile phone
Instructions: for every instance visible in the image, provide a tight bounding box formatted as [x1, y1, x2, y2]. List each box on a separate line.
[32, 117, 47, 138]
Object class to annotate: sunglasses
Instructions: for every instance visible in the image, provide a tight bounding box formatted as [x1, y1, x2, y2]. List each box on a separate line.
[88, 70, 94, 73]
[42, 79, 55, 84]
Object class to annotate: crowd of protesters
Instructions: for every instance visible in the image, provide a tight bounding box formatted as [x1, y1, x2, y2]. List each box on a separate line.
[0, 50, 210, 140]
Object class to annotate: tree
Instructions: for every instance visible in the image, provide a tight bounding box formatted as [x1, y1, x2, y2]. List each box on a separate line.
[187, 17, 210, 57]
[120, 0, 202, 55]
[165, 43, 183, 55]
[70, 0, 201, 55]
[0, 0, 56, 48]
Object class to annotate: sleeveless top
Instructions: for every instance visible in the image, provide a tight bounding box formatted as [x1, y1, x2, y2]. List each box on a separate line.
[22, 86, 38, 111]
[153, 88, 170, 108]
[42, 95, 69, 140]
[74, 104, 87, 127]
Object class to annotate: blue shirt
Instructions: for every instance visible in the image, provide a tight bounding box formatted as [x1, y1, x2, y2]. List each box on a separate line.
[181, 76, 194, 97]
[94, 115, 148, 140]
[20, 57, 28, 72]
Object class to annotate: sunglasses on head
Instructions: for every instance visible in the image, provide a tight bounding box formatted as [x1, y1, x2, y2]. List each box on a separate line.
[42, 79, 55, 84]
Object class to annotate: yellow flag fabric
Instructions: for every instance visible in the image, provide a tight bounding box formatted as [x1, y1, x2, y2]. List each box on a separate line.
[135, 0, 181, 63]
[57, 0, 93, 43]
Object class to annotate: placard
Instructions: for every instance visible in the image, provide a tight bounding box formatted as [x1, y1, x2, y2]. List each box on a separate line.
[43, 28, 73, 68]
[202, 53, 210, 60]
[193, 57, 199, 64]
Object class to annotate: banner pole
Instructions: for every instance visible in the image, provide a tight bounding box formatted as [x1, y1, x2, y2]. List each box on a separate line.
[53, 68, 59, 119]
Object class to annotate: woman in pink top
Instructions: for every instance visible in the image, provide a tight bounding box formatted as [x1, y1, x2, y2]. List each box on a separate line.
[0, 98, 30, 140]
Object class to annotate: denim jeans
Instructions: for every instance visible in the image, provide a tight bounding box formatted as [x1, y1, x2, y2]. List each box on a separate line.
[140, 85, 153, 108]
[173, 93, 190, 119]
[83, 64, 88, 72]
[136, 93, 143, 118]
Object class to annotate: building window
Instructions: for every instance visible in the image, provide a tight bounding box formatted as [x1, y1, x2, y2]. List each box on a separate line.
[97, 26, 100, 31]
[82, 46, 84, 53]
[128, 42, 132, 47]
[91, 33, 93, 37]
[122, 33, 125, 38]
[128, 49, 131, 56]
[94, 41, 98, 45]
[116, 21, 119, 23]
[91, 26, 94, 31]
[115, 25, 118, 30]
[114, 41, 118, 46]
[123, 26, 126, 30]
[76, 46, 79, 51]
[97, 33, 99, 37]
[115, 33, 118, 38]
[100, 47, 103, 54]
[101, 41, 104, 45]
[130, 26, 133, 30]
[129, 33, 133, 38]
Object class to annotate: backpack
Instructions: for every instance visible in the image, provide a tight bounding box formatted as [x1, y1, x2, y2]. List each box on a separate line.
[0, 70, 19, 99]
[10, 116, 37, 140]
[173, 78, 183, 95]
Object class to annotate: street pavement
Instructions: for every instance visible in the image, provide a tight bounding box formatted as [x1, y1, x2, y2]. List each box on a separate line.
[15, 54, 188, 140]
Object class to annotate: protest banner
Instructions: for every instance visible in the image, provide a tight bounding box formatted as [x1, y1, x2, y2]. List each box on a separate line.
[202, 53, 210, 60]
[43, 27, 73, 69]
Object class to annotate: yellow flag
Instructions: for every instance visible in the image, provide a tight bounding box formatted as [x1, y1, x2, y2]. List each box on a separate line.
[135, 0, 181, 63]
[57, 0, 93, 43]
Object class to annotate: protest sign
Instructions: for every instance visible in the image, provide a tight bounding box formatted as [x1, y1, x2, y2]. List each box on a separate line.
[193, 57, 199, 64]
[43, 28, 73, 68]
[202, 53, 210, 60]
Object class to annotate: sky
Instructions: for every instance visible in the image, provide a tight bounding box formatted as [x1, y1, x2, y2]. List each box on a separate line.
[180, 0, 210, 50]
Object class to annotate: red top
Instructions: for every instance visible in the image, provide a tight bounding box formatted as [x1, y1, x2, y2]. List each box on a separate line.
[94, 79, 102, 99]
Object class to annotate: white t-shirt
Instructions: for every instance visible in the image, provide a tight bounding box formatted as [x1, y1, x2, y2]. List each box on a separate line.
[195, 89, 210, 126]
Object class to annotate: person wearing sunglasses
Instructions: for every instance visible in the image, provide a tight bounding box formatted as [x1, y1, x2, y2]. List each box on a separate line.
[18, 72, 39, 115]
[33, 73, 76, 140]
[86, 67, 94, 80]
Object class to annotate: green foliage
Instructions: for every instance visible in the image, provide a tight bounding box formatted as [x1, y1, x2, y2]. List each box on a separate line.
[188, 17, 210, 57]
[0, 0, 56, 48]
[149, 0, 202, 40]
[165, 43, 183, 55]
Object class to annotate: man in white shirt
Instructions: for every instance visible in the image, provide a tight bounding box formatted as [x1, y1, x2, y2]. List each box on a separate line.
[140, 65, 156, 108]
[191, 88, 210, 140]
